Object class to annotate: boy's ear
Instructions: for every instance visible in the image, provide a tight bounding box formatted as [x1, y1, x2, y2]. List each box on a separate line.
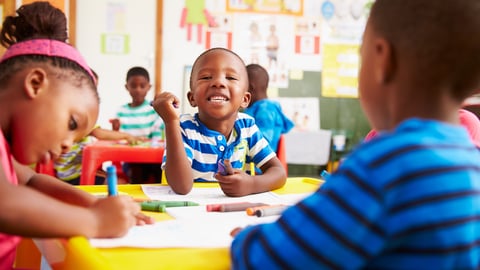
[187, 91, 197, 107]
[375, 37, 395, 84]
[24, 68, 48, 98]
[240, 91, 251, 109]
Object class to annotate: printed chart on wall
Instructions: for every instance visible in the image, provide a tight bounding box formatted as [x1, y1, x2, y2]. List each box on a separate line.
[320, 0, 371, 98]
[273, 97, 320, 131]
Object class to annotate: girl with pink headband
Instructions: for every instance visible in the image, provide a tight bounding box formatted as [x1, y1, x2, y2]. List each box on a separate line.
[0, 2, 153, 268]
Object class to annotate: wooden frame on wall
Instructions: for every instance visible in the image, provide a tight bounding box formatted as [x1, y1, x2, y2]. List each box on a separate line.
[0, 0, 163, 96]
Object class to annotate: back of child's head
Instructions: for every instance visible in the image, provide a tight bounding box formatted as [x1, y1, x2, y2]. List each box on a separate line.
[189, 47, 247, 90]
[246, 63, 269, 92]
[0, 1, 97, 91]
[126, 66, 150, 82]
[369, 0, 480, 101]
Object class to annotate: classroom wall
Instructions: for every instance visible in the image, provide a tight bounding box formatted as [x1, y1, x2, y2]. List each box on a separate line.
[76, 0, 157, 128]
[74, 0, 371, 155]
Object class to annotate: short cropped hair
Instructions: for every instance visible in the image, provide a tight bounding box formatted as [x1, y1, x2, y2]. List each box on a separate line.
[246, 64, 269, 91]
[369, 0, 480, 101]
[126, 66, 150, 82]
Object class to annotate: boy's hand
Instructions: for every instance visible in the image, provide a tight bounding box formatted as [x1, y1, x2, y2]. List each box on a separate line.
[90, 195, 144, 238]
[216, 171, 254, 197]
[151, 92, 180, 123]
[110, 118, 121, 131]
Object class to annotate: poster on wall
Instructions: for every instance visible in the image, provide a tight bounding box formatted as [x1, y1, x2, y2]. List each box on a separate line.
[227, 0, 304, 16]
[320, 0, 370, 98]
[272, 97, 320, 130]
[233, 14, 294, 88]
[205, 13, 233, 49]
[321, 42, 359, 98]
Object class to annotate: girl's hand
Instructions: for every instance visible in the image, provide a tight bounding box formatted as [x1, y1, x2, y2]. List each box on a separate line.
[90, 195, 143, 238]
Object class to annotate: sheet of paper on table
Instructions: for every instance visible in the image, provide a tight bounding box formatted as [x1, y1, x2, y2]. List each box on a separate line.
[89, 186, 314, 249]
[89, 212, 279, 248]
[141, 185, 283, 205]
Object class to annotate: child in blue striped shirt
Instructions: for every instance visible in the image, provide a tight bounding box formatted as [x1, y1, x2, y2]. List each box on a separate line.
[231, 0, 480, 269]
[151, 48, 286, 196]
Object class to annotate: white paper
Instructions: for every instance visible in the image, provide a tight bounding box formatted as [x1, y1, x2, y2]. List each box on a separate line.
[141, 185, 283, 205]
[89, 213, 278, 248]
[88, 186, 314, 249]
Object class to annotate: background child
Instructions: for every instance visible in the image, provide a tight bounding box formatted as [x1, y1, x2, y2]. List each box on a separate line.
[365, 108, 480, 147]
[54, 70, 145, 185]
[110, 66, 163, 184]
[243, 63, 294, 153]
[231, 0, 480, 268]
[0, 2, 153, 268]
[151, 48, 286, 196]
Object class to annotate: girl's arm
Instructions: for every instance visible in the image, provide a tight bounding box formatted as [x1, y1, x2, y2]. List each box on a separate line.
[16, 160, 97, 206]
[90, 127, 146, 144]
[0, 161, 145, 238]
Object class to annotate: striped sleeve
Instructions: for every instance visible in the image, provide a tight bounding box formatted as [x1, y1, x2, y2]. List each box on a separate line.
[231, 121, 480, 269]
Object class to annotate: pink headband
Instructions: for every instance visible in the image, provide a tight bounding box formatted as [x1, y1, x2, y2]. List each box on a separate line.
[0, 39, 96, 84]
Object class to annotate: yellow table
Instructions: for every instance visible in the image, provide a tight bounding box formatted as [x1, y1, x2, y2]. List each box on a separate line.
[19, 177, 322, 270]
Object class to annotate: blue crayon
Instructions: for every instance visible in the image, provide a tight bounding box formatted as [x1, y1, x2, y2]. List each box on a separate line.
[106, 165, 118, 196]
[320, 170, 331, 181]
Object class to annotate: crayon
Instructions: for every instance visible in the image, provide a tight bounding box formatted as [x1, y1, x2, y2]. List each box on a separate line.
[206, 204, 222, 212]
[320, 170, 331, 181]
[140, 201, 167, 212]
[106, 165, 118, 196]
[245, 205, 273, 216]
[218, 159, 234, 176]
[140, 200, 199, 207]
[219, 202, 268, 212]
[255, 205, 288, 217]
[303, 178, 323, 185]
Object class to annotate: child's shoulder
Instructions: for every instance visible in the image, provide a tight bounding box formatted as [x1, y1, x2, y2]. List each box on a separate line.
[355, 118, 473, 163]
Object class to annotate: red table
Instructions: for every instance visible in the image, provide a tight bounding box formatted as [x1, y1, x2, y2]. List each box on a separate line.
[80, 140, 164, 185]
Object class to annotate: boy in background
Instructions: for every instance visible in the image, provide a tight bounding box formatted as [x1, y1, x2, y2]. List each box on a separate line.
[110, 66, 163, 184]
[151, 48, 286, 196]
[243, 63, 293, 153]
[231, 0, 480, 268]
[54, 70, 144, 185]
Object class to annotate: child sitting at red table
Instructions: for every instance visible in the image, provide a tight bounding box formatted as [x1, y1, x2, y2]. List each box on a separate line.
[231, 0, 480, 268]
[110, 66, 164, 184]
[54, 70, 145, 185]
[0, 2, 153, 268]
[151, 48, 286, 196]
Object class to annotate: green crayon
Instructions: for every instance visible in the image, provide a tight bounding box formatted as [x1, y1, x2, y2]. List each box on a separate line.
[141, 200, 199, 210]
[140, 201, 167, 212]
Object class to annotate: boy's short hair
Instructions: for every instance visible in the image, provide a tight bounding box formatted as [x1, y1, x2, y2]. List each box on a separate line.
[126, 66, 150, 82]
[189, 47, 247, 90]
[246, 64, 269, 91]
[370, 0, 480, 101]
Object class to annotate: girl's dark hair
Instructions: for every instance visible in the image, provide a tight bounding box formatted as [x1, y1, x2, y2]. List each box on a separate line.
[0, 1, 97, 93]
[0, 1, 67, 46]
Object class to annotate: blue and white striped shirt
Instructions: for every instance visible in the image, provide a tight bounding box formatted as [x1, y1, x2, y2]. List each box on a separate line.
[162, 112, 275, 182]
[231, 118, 480, 269]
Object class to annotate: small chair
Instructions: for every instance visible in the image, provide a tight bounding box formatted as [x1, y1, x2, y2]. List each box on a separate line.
[277, 135, 288, 175]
